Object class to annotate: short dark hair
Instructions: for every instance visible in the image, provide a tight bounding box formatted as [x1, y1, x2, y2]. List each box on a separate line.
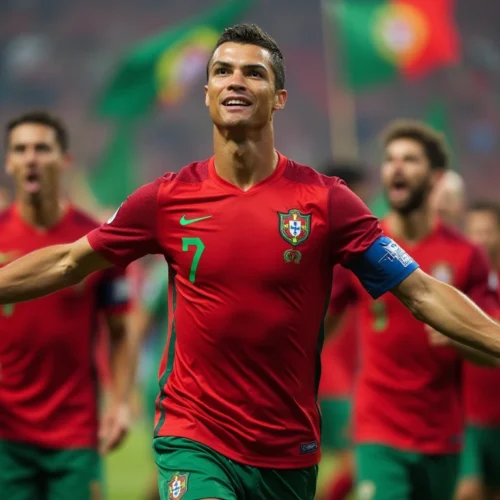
[321, 160, 369, 189]
[468, 200, 500, 226]
[382, 120, 449, 170]
[207, 23, 285, 90]
[5, 110, 69, 152]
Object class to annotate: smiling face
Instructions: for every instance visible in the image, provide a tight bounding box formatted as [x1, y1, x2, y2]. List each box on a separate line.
[382, 137, 443, 214]
[205, 42, 287, 131]
[5, 122, 69, 203]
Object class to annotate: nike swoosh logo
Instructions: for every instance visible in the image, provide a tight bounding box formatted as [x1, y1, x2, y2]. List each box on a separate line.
[180, 215, 212, 226]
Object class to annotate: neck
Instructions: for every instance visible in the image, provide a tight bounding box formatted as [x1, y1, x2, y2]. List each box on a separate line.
[212, 123, 277, 191]
[386, 203, 436, 244]
[16, 194, 66, 229]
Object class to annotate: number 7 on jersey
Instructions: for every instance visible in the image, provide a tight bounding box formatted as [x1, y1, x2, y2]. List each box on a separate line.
[182, 237, 205, 283]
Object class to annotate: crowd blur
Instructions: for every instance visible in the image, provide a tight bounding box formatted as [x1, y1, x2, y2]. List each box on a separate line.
[2, 0, 500, 202]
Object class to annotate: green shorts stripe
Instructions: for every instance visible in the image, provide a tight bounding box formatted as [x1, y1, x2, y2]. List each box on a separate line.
[154, 273, 177, 436]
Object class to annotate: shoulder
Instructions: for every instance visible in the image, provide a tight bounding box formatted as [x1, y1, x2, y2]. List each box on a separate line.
[437, 224, 476, 251]
[155, 160, 210, 200]
[436, 223, 485, 264]
[283, 159, 339, 189]
[69, 207, 102, 231]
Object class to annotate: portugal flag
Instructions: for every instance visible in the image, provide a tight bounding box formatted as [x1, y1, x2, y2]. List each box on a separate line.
[327, 0, 460, 90]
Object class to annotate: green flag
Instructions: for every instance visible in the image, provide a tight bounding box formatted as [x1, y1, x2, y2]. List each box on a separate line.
[96, 0, 252, 118]
[87, 123, 138, 207]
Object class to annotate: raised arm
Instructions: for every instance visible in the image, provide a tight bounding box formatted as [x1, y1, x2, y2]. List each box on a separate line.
[392, 269, 500, 358]
[0, 236, 110, 304]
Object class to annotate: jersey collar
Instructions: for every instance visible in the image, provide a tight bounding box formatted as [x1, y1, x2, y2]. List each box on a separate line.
[208, 151, 288, 194]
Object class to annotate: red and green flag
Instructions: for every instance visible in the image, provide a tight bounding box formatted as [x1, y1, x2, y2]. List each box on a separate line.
[327, 0, 460, 90]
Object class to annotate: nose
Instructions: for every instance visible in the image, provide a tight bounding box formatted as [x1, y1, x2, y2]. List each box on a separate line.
[227, 70, 247, 91]
[24, 148, 38, 165]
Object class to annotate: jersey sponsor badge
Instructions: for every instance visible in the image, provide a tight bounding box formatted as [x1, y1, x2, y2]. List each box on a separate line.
[167, 472, 188, 500]
[278, 209, 311, 264]
[431, 262, 454, 284]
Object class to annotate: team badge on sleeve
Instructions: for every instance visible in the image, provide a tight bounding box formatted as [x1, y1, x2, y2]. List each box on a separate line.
[167, 472, 188, 499]
[278, 209, 311, 264]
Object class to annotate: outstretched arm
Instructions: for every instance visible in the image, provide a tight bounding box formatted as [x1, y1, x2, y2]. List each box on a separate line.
[0, 236, 110, 305]
[393, 269, 500, 357]
[0, 179, 163, 306]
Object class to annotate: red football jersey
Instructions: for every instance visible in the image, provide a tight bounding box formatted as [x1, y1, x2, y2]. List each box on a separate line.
[0, 205, 129, 449]
[318, 304, 357, 398]
[463, 270, 500, 426]
[330, 220, 497, 453]
[87, 153, 384, 468]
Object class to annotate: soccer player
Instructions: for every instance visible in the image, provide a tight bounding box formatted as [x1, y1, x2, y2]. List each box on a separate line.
[456, 201, 500, 500]
[0, 111, 131, 500]
[430, 169, 466, 227]
[131, 259, 169, 500]
[317, 163, 370, 500]
[0, 27, 499, 500]
[328, 120, 500, 500]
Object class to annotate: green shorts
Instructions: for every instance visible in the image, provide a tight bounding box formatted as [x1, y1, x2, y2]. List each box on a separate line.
[319, 397, 351, 451]
[355, 443, 459, 500]
[153, 436, 318, 500]
[460, 424, 500, 490]
[0, 439, 102, 500]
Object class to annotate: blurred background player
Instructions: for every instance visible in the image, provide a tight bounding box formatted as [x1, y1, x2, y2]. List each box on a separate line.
[328, 120, 499, 500]
[430, 170, 466, 228]
[317, 161, 371, 500]
[456, 201, 500, 500]
[0, 111, 132, 500]
[130, 258, 169, 500]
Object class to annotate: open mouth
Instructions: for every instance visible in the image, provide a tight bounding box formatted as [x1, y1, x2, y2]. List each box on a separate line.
[222, 96, 252, 109]
[24, 172, 41, 194]
[388, 179, 410, 201]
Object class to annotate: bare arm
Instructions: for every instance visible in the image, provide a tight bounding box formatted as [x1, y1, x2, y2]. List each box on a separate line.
[426, 326, 498, 367]
[0, 236, 111, 304]
[392, 269, 500, 357]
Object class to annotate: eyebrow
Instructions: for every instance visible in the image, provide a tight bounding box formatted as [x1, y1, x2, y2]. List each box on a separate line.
[211, 61, 269, 73]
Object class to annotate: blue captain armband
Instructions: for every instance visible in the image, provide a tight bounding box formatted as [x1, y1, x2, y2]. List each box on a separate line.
[346, 236, 419, 299]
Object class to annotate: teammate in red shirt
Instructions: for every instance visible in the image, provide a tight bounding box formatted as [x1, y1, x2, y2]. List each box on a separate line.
[456, 201, 500, 500]
[0, 27, 500, 500]
[317, 163, 371, 500]
[328, 121, 499, 500]
[0, 111, 131, 500]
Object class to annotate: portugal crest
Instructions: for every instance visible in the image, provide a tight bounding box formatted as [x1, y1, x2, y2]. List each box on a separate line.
[278, 209, 311, 246]
[167, 472, 188, 500]
[278, 209, 311, 264]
